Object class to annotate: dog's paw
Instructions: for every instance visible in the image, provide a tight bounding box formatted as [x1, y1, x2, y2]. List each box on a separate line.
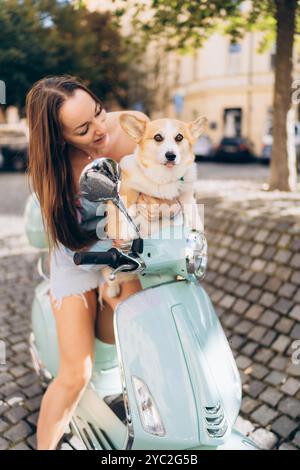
[107, 281, 121, 298]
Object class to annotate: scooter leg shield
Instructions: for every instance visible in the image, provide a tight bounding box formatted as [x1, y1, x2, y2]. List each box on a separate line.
[114, 281, 243, 450]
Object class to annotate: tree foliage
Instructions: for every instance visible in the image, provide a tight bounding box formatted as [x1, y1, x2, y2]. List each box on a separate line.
[0, 0, 130, 110]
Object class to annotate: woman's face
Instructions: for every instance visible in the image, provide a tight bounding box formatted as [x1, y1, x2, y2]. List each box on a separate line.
[59, 89, 110, 156]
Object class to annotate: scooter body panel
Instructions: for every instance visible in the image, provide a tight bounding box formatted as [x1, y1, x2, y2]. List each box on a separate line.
[115, 281, 242, 449]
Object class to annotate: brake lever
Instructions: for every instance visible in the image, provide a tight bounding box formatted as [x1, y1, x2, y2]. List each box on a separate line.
[109, 264, 137, 281]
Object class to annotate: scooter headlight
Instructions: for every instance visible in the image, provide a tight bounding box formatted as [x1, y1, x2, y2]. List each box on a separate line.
[132, 376, 166, 436]
[185, 230, 208, 280]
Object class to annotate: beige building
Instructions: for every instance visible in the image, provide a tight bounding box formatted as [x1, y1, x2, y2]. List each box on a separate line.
[85, 1, 300, 156]
[150, 31, 300, 156]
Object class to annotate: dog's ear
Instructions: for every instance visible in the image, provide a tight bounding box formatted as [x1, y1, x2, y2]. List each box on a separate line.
[188, 116, 208, 142]
[119, 113, 147, 143]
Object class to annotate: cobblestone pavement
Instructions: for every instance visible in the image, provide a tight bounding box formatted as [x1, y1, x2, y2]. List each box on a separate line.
[0, 166, 299, 450]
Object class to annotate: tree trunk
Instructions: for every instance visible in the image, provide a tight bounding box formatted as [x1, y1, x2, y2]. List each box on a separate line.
[269, 0, 297, 191]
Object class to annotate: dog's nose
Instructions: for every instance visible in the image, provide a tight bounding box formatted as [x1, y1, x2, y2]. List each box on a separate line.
[165, 151, 176, 161]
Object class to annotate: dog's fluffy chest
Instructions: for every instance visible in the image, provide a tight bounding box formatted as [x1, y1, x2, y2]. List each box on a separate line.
[119, 154, 195, 200]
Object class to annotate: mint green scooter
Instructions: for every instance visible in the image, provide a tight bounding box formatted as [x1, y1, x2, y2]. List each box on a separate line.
[24, 158, 258, 450]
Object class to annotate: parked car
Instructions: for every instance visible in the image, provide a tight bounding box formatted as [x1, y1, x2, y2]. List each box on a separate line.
[193, 134, 214, 161]
[214, 136, 254, 162]
[259, 122, 300, 169]
[0, 123, 28, 171]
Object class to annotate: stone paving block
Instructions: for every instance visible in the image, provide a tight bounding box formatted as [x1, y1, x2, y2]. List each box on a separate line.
[289, 305, 300, 322]
[0, 418, 9, 433]
[219, 294, 236, 309]
[265, 370, 287, 386]
[235, 416, 255, 436]
[228, 334, 246, 350]
[4, 405, 28, 424]
[290, 253, 300, 269]
[280, 378, 300, 396]
[260, 330, 277, 347]
[251, 404, 278, 426]
[251, 259, 266, 272]
[248, 325, 267, 342]
[26, 433, 37, 450]
[259, 292, 277, 308]
[26, 411, 39, 426]
[250, 428, 278, 450]
[292, 431, 300, 448]
[275, 266, 292, 282]
[10, 365, 29, 378]
[274, 250, 292, 265]
[278, 234, 291, 248]
[273, 299, 293, 315]
[254, 348, 275, 365]
[246, 363, 269, 380]
[250, 273, 267, 288]
[291, 324, 300, 340]
[236, 355, 252, 370]
[271, 416, 298, 439]
[265, 262, 277, 276]
[245, 380, 266, 399]
[262, 246, 276, 261]
[271, 335, 291, 354]
[259, 387, 283, 407]
[10, 442, 31, 450]
[275, 318, 294, 335]
[286, 363, 300, 378]
[290, 237, 300, 252]
[278, 283, 297, 299]
[278, 443, 298, 450]
[235, 320, 254, 336]
[269, 355, 289, 372]
[259, 310, 279, 327]
[291, 271, 300, 284]
[25, 395, 43, 413]
[232, 299, 250, 315]
[240, 396, 261, 415]
[245, 304, 264, 321]
[241, 341, 259, 357]
[264, 277, 282, 293]
[3, 421, 33, 443]
[16, 372, 39, 388]
[0, 437, 9, 450]
[0, 373, 14, 387]
[278, 397, 300, 419]
[234, 283, 251, 297]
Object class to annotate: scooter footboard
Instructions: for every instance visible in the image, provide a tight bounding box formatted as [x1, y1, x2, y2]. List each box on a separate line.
[114, 281, 242, 450]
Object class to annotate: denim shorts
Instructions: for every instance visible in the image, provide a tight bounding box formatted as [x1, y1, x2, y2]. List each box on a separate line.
[49, 240, 112, 311]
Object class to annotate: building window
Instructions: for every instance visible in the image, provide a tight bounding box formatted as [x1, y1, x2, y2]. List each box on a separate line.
[228, 42, 241, 75]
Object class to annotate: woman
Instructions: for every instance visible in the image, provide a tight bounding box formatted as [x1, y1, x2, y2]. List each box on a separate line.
[26, 75, 149, 450]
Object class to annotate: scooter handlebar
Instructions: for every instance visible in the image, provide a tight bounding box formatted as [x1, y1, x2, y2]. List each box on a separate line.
[73, 249, 119, 266]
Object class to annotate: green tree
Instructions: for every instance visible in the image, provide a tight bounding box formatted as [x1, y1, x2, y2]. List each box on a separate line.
[0, 0, 130, 111]
[124, 0, 299, 192]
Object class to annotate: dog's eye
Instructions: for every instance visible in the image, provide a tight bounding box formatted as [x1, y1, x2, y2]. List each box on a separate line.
[175, 134, 184, 142]
[154, 134, 164, 142]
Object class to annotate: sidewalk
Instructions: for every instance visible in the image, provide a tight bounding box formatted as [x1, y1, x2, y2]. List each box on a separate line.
[196, 178, 300, 450]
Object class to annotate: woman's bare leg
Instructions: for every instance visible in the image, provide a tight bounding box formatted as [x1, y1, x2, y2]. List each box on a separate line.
[96, 278, 142, 344]
[36, 290, 97, 450]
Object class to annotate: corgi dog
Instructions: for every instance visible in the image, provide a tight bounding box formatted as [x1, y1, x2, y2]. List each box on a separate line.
[102, 113, 207, 297]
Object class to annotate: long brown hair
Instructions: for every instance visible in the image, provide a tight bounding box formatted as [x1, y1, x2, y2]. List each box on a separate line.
[26, 75, 103, 251]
